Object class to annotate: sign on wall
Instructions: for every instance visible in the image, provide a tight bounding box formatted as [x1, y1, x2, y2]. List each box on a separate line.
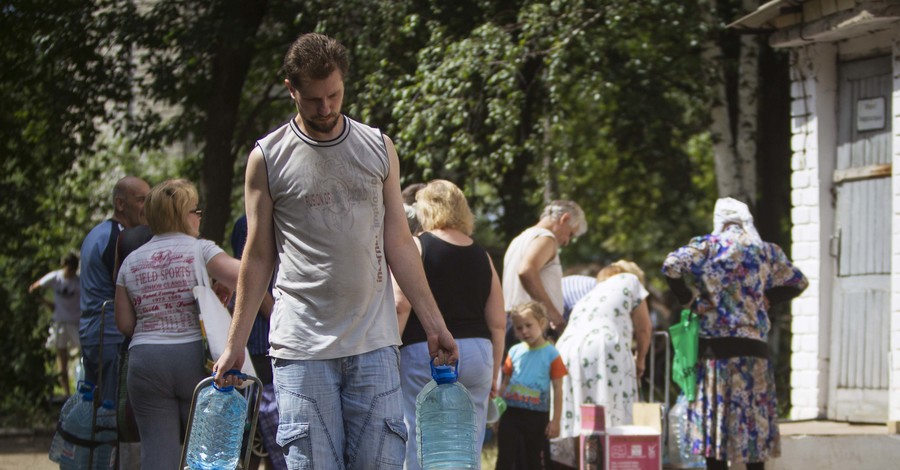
[856, 97, 885, 132]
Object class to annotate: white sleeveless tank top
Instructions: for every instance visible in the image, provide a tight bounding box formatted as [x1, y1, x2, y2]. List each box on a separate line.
[257, 115, 400, 360]
[502, 227, 564, 313]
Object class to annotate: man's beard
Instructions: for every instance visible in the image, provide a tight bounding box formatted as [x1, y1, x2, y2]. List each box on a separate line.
[302, 113, 340, 134]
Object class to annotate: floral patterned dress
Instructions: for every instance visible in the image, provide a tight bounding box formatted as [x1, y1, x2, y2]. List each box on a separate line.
[551, 273, 648, 466]
[662, 225, 808, 464]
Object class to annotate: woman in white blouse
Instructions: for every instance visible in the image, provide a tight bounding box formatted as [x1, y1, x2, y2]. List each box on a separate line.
[114, 179, 241, 470]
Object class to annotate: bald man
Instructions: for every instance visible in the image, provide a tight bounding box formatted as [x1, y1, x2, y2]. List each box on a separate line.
[79, 175, 150, 403]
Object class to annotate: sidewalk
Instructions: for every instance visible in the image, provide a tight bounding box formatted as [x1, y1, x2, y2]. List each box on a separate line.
[0, 429, 54, 470]
[2, 420, 897, 470]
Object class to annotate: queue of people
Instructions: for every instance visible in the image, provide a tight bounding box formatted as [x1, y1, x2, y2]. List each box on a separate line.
[32, 32, 805, 470]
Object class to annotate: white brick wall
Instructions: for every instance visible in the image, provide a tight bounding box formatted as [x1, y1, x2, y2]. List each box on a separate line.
[788, 35, 900, 422]
[889, 33, 900, 422]
[788, 68, 819, 418]
[788, 44, 836, 420]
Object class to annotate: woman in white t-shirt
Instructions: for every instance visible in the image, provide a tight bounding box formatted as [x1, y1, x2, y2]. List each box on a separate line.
[114, 179, 242, 470]
[29, 252, 81, 395]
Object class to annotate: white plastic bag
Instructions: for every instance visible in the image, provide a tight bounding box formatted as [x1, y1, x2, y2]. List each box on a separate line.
[193, 242, 255, 377]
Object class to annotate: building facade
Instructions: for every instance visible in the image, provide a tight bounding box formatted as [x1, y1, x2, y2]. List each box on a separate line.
[731, 0, 900, 424]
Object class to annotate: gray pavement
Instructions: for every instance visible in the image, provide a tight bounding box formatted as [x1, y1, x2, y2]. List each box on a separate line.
[0, 420, 893, 470]
[0, 430, 55, 470]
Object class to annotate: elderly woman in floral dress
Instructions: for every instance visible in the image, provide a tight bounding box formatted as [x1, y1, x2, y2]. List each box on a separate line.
[662, 197, 808, 470]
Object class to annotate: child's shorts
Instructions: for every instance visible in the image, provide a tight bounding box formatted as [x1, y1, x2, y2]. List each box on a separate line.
[46, 321, 80, 351]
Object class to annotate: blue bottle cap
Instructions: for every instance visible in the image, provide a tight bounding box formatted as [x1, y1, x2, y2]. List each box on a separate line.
[76, 380, 94, 394]
[430, 359, 459, 384]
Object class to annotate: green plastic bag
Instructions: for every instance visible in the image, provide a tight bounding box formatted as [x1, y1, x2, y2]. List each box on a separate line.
[669, 309, 699, 401]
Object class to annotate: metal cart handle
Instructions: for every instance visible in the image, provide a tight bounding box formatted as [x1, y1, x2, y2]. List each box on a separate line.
[648, 330, 671, 410]
[179, 372, 264, 470]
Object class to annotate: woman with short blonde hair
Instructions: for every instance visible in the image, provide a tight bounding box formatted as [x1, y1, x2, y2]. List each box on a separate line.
[145, 179, 202, 236]
[394, 179, 505, 470]
[115, 179, 247, 470]
[596, 259, 646, 286]
[415, 179, 475, 235]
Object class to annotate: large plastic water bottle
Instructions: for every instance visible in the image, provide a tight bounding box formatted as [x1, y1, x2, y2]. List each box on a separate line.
[185, 376, 248, 470]
[90, 401, 118, 469]
[415, 361, 478, 469]
[49, 381, 95, 463]
[666, 394, 704, 468]
[58, 397, 116, 469]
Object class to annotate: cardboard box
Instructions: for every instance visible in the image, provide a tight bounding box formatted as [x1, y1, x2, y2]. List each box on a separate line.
[581, 404, 606, 433]
[604, 426, 661, 470]
[631, 403, 663, 434]
[580, 404, 606, 470]
[578, 405, 661, 470]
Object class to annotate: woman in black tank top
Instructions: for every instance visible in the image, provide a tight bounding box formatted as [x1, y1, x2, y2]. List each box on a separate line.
[393, 180, 506, 470]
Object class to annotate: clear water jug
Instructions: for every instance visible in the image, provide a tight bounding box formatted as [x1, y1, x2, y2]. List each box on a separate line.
[49, 381, 95, 463]
[666, 394, 704, 468]
[415, 360, 478, 469]
[185, 378, 248, 470]
[58, 397, 116, 470]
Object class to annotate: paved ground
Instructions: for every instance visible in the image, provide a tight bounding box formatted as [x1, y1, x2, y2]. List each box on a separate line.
[0, 420, 890, 470]
[0, 430, 55, 470]
[779, 419, 887, 435]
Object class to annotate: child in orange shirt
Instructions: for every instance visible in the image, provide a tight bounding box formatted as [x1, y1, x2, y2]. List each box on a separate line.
[496, 301, 568, 469]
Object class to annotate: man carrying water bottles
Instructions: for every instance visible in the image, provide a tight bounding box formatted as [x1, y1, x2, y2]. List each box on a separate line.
[213, 33, 459, 469]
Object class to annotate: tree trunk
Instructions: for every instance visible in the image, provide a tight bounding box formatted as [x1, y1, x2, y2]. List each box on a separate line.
[199, 0, 267, 245]
[499, 54, 544, 241]
[706, 0, 760, 207]
[705, 1, 740, 200]
[734, 0, 760, 207]
[542, 115, 555, 204]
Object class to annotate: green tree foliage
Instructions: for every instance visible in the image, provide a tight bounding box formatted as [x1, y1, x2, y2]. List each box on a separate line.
[0, 0, 138, 423]
[368, 1, 719, 271]
[1, 0, 786, 420]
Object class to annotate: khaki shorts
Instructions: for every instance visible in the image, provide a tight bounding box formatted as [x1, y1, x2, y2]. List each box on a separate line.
[46, 321, 80, 351]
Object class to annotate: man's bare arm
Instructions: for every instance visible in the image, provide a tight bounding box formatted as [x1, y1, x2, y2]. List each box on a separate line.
[213, 147, 276, 384]
[517, 236, 566, 329]
[380, 135, 458, 364]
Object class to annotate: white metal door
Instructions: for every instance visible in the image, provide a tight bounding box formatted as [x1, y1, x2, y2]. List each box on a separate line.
[828, 55, 892, 423]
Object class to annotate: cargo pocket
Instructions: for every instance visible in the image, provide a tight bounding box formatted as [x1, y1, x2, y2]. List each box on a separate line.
[276, 422, 312, 469]
[376, 418, 408, 468]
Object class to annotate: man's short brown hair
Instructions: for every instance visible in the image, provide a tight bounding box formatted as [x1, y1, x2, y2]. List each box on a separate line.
[283, 33, 349, 89]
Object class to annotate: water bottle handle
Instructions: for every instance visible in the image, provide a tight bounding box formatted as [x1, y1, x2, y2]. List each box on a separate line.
[429, 357, 460, 381]
[210, 369, 247, 390]
[224, 368, 248, 380]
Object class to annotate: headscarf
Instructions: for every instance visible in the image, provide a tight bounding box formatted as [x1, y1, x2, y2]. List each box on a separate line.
[711, 197, 762, 244]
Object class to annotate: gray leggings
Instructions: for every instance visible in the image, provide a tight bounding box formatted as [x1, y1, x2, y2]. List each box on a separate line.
[127, 341, 206, 470]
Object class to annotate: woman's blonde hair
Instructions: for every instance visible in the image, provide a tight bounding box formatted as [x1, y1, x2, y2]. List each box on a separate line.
[509, 301, 548, 326]
[416, 179, 475, 235]
[145, 179, 199, 236]
[596, 259, 645, 286]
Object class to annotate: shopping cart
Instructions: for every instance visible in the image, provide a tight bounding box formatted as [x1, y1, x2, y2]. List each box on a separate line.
[647, 330, 672, 414]
[628, 330, 670, 433]
[179, 373, 263, 470]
